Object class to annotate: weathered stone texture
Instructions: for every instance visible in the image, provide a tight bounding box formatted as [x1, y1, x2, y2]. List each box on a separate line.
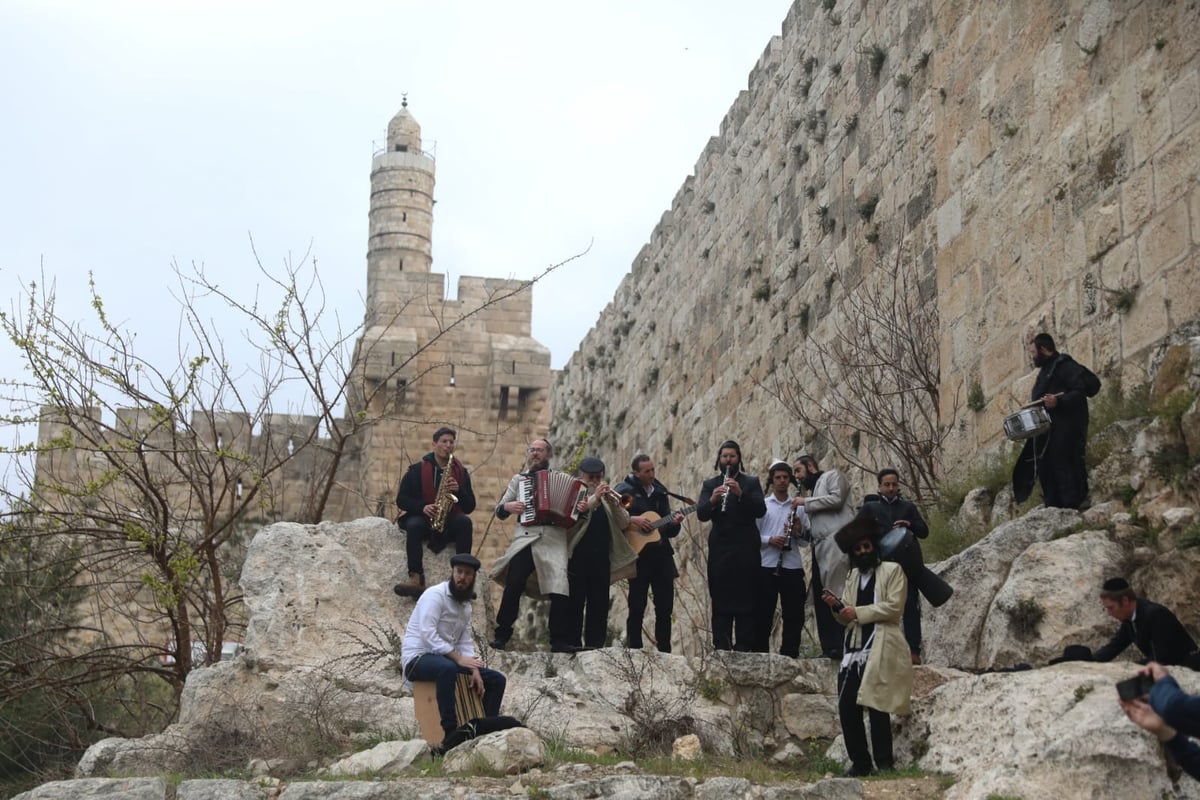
[547, 1, 1199, 655]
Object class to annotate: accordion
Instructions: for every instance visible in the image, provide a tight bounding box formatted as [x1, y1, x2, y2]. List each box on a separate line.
[517, 470, 587, 528]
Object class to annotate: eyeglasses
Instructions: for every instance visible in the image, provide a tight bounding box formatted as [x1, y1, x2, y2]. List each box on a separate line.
[528, 446, 547, 453]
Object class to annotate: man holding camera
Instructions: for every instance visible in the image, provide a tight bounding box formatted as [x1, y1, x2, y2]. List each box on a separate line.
[1119, 662, 1200, 780]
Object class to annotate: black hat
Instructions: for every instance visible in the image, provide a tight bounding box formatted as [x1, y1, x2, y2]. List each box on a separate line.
[713, 440, 743, 471]
[449, 554, 481, 571]
[578, 456, 605, 475]
[1048, 644, 1094, 665]
[834, 506, 890, 553]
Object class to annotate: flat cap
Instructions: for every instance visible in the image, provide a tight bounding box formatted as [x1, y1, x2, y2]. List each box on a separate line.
[449, 554, 481, 571]
[578, 456, 605, 474]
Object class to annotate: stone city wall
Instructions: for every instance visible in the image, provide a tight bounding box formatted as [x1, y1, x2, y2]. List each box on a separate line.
[547, 0, 1199, 652]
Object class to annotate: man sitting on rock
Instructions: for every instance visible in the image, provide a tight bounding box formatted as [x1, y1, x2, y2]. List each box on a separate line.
[400, 554, 506, 742]
[1093, 578, 1200, 669]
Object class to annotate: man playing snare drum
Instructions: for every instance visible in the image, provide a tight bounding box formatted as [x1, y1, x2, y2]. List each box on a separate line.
[1012, 333, 1101, 510]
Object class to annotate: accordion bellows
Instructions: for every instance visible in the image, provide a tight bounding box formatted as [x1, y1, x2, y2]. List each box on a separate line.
[518, 470, 586, 527]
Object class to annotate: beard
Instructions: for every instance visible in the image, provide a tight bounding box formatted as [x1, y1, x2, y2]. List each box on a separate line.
[449, 578, 477, 601]
[1033, 351, 1052, 368]
[801, 471, 821, 491]
[852, 549, 881, 571]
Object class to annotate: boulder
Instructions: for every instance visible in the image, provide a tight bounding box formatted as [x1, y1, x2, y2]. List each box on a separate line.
[953, 487, 993, 532]
[780, 693, 839, 740]
[895, 662, 1200, 800]
[13, 778, 168, 800]
[923, 507, 1082, 668]
[324, 739, 429, 777]
[977, 530, 1124, 667]
[671, 733, 702, 761]
[442, 727, 544, 775]
[177, 779, 270, 800]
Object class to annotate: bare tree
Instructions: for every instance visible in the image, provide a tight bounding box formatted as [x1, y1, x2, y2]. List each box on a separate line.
[0, 245, 583, 763]
[760, 246, 952, 504]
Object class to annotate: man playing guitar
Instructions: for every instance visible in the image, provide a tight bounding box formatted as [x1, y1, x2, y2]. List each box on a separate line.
[615, 455, 686, 653]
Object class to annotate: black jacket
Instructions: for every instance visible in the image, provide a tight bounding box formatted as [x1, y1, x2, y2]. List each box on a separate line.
[1093, 598, 1198, 666]
[395, 453, 476, 519]
[614, 476, 681, 556]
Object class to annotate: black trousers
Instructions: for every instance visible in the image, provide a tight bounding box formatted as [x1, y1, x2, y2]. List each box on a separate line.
[494, 546, 570, 645]
[902, 580, 922, 656]
[810, 552, 844, 657]
[753, 566, 807, 657]
[838, 660, 893, 772]
[567, 553, 611, 648]
[627, 550, 675, 653]
[403, 514, 472, 576]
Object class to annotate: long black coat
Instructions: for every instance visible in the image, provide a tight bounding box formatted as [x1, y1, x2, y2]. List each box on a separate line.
[1012, 353, 1100, 509]
[697, 471, 766, 615]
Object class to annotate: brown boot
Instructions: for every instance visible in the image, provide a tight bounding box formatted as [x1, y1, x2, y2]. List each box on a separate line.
[393, 572, 426, 598]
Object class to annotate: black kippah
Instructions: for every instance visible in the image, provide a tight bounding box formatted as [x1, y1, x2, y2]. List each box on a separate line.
[1102, 577, 1130, 592]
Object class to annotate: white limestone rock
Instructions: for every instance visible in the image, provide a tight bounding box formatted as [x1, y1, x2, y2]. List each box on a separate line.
[177, 779, 269, 800]
[12, 778, 167, 800]
[895, 662, 1200, 800]
[780, 693, 840, 740]
[923, 507, 1082, 669]
[671, 733, 702, 761]
[324, 739, 429, 776]
[977, 530, 1124, 667]
[442, 727, 544, 775]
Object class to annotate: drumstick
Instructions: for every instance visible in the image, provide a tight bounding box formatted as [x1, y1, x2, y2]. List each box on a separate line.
[1021, 392, 1064, 409]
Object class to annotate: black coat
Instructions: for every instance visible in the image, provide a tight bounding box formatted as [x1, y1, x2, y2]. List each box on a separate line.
[1012, 353, 1100, 508]
[697, 471, 766, 615]
[1093, 598, 1198, 666]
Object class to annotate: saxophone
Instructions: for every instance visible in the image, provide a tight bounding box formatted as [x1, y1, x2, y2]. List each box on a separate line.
[431, 453, 458, 533]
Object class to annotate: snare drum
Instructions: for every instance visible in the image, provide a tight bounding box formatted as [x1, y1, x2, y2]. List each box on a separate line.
[1003, 405, 1051, 441]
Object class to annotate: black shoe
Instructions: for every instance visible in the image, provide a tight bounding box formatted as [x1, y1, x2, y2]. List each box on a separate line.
[550, 642, 584, 654]
[822, 649, 843, 660]
[488, 638, 508, 650]
[393, 583, 425, 598]
[843, 765, 873, 778]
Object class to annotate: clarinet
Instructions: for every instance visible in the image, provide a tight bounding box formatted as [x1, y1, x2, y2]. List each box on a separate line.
[773, 500, 797, 577]
[719, 466, 733, 512]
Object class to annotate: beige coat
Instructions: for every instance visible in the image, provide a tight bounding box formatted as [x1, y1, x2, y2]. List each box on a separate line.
[838, 560, 913, 715]
[807, 469, 856, 604]
[490, 474, 636, 595]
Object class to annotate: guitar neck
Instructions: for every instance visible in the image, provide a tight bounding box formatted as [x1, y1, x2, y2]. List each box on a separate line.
[651, 504, 698, 530]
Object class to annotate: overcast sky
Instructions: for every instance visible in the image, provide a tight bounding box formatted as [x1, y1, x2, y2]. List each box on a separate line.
[1, 0, 792, 395]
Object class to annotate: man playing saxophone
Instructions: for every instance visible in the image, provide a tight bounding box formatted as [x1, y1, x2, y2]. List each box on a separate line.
[394, 427, 477, 598]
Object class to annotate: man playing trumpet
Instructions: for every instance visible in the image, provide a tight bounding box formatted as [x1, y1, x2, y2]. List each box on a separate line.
[565, 457, 639, 650]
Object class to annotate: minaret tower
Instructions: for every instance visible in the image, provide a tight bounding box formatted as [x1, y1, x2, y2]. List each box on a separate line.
[365, 97, 435, 325]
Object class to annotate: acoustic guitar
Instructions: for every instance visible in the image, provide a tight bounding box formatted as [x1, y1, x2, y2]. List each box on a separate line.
[624, 504, 698, 555]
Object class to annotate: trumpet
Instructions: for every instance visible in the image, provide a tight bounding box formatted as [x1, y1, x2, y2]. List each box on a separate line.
[597, 484, 633, 509]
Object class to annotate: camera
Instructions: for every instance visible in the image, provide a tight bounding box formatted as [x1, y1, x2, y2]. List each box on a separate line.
[1116, 673, 1155, 701]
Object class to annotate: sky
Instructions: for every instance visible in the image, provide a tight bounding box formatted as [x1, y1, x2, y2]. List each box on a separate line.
[0, 0, 794, 399]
